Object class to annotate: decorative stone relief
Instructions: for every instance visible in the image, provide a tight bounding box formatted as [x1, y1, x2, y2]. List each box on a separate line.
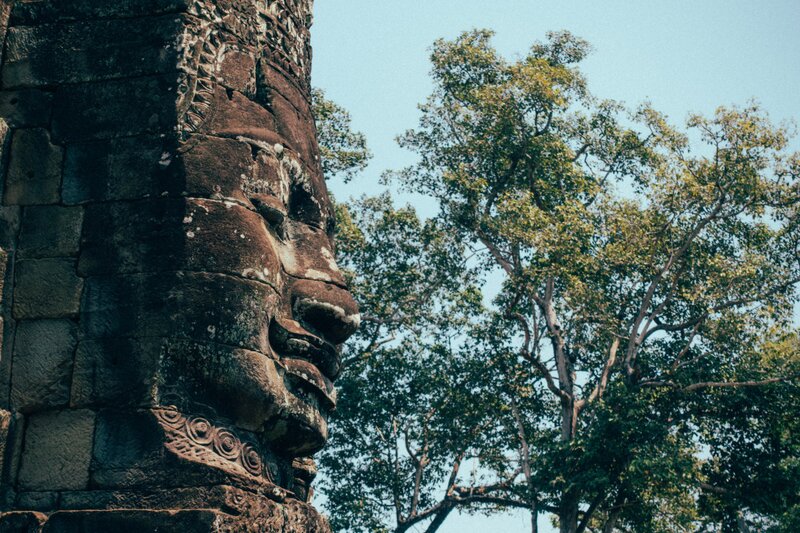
[155, 407, 275, 482]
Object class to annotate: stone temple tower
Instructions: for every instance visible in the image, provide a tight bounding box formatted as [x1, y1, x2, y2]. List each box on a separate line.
[0, 1, 359, 531]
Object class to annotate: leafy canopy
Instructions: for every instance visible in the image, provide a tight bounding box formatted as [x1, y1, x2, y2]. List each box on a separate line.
[317, 30, 800, 533]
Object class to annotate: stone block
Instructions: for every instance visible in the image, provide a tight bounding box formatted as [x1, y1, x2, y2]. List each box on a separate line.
[0, 118, 8, 162]
[2, 16, 183, 88]
[89, 410, 227, 490]
[19, 206, 83, 258]
[0, 409, 23, 488]
[199, 85, 280, 146]
[90, 410, 165, 488]
[0, 207, 20, 250]
[10, 319, 78, 412]
[0, 120, 8, 205]
[179, 135, 255, 204]
[0, 91, 52, 128]
[78, 198, 280, 286]
[0, 319, 16, 408]
[51, 75, 178, 143]
[42, 510, 220, 533]
[62, 135, 180, 204]
[271, 90, 319, 172]
[17, 409, 95, 491]
[80, 273, 276, 354]
[10, 0, 191, 25]
[3, 129, 63, 207]
[70, 338, 160, 408]
[0, 0, 9, 50]
[0, 511, 46, 533]
[13, 259, 83, 319]
[217, 49, 257, 97]
[15, 492, 58, 512]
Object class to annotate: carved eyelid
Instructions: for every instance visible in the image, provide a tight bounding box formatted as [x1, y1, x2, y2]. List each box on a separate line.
[250, 194, 285, 222]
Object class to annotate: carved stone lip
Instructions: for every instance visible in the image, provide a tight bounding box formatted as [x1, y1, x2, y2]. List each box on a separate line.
[283, 358, 337, 410]
[269, 317, 341, 380]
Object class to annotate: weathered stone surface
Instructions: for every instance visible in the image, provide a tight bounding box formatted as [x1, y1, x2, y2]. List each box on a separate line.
[62, 135, 180, 204]
[0, 318, 16, 411]
[279, 222, 347, 286]
[79, 198, 281, 286]
[0, 0, 10, 54]
[19, 206, 83, 258]
[90, 410, 169, 489]
[0, 511, 46, 533]
[70, 338, 161, 408]
[0, 120, 8, 206]
[217, 49, 257, 97]
[3, 129, 62, 206]
[0, 206, 20, 250]
[17, 409, 95, 491]
[10, 320, 77, 412]
[198, 85, 281, 145]
[42, 510, 222, 533]
[180, 135, 254, 204]
[9, 0, 191, 25]
[0, 409, 21, 491]
[157, 340, 287, 431]
[2, 16, 183, 88]
[0, 91, 53, 128]
[51, 75, 178, 142]
[1, 0, 355, 530]
[79, 272, 277, 353]
[13, 259, 83, 319]
[291, 278, 361, 345]
[15, 492, 58, 513]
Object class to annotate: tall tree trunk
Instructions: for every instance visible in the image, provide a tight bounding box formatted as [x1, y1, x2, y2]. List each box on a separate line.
[559, 489, 580, 533]
[558, 400, 580, 533]
[423, 504, 454, 533]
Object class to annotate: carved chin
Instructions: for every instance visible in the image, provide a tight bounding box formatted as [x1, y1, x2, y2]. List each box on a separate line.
[164, 343, 331, 455]
[264, 391, 329, 457]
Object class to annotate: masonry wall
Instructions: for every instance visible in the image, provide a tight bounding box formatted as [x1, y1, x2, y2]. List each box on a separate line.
[0, 1, 345, 531]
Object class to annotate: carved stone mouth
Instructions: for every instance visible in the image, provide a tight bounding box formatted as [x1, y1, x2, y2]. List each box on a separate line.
[269, 317, 341, 379]
[269, 317, 339, 411]
[283, 358, 336, 410]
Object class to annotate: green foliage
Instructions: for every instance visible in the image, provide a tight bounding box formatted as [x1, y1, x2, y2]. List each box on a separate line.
[320, 195, 517, 532]
[318, 30, 800, 533]
[312, 88, 372, 182]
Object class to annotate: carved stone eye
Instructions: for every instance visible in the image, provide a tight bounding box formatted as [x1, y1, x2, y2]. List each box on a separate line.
[251, 194, 287, 239]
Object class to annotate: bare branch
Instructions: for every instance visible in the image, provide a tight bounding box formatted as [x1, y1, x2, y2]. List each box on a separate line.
[639, 374, 799, 392]
[580, 336, 621, 410]
[511, 312, 569, 401]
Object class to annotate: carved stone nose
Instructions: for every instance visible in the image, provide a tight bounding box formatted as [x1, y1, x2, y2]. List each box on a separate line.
[290, 279, 360, 345]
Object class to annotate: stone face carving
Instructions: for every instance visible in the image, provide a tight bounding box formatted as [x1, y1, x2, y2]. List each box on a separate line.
[0, 0, 357, 530]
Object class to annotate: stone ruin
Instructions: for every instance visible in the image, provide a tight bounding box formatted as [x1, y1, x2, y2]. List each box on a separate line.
[0, 1, 359, 530]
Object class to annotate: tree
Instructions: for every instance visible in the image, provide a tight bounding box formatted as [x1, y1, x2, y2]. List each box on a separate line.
[320, 195, 528, 532]
[313, 88, 372, 183]
[316, 30, 800, 533]
[390, 29, 800, 533]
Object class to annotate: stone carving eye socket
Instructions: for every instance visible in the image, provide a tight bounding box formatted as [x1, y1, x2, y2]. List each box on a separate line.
[250, 194, 287, 239]
[288, 182, 325, 230]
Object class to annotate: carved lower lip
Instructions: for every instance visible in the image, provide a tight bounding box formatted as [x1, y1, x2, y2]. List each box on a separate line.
[283, 358, 337, 410]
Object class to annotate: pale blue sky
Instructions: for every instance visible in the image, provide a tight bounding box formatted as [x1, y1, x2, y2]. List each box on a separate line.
[310, 1, 800, 531]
